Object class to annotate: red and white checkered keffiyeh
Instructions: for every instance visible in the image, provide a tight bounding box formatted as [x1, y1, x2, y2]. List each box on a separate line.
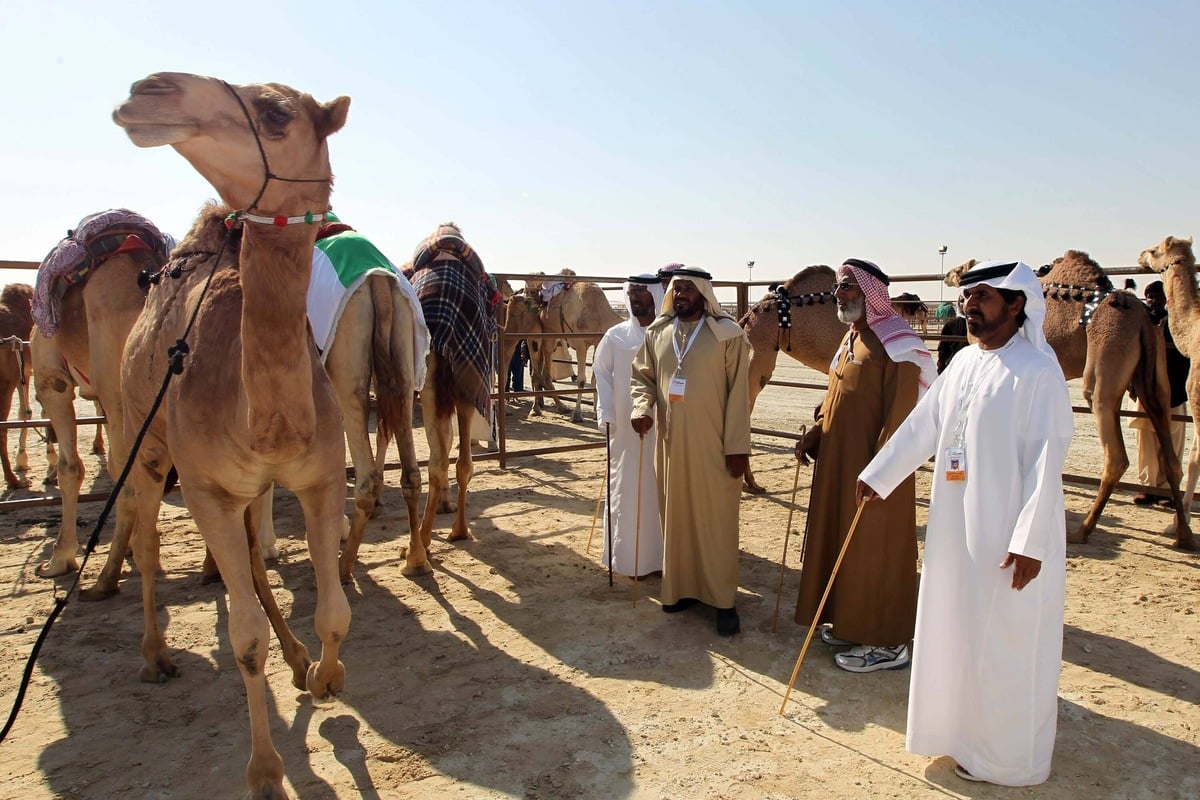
[842, 263, 937, 393]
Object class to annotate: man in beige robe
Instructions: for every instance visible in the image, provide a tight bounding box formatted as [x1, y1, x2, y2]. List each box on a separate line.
[794, 258, 936, 672]
[631, 267, 751, 636]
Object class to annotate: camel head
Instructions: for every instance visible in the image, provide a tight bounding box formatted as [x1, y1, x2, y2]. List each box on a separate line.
[1138, 236, 1195, 274]
[112, 72, 350, 214]
[1042, 250, 1112, 291]
[943, 259, 979, 288]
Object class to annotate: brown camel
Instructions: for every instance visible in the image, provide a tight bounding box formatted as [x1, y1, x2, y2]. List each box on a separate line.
[0, 284, 34, 488]
[405, 222, 497, 553]
[499, 288, 563, 417]
[256, 236, 424, 581]
[530, 278, 623, 423]
[1139, 236, 1200, 540]
[946, 252, 1192, 549]
[113, 72, 352, 799]
[890, 291, 928, 334]
[31, 214, 168, 579]
[738, 265, 844, 492]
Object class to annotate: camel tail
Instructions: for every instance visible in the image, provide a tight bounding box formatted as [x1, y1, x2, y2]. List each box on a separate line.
[1132, 315, 1182, 489]
[367, 275, 406, 448]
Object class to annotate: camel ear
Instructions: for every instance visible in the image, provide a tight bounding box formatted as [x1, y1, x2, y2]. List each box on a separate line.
[317, 96, 351, 139]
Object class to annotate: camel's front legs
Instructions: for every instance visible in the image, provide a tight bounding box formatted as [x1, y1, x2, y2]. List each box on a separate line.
[740, 347, 780, 494]
[449, 402, 475, 541]
[0, 387, 24, 489]
[295, 479, 351, 701]
[570, 345, 589, 423]
[244, 500, 311, 691]
[35, 371, 82, 577]
[15, 378, 31, 474]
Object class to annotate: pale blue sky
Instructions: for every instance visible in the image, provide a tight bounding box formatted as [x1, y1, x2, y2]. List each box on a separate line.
[2, 1, 1196, 300]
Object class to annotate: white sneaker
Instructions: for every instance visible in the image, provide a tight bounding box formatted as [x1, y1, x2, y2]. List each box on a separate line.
[834, 643, 910, 673]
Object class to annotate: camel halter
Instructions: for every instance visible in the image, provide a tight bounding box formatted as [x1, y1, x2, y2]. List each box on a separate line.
[220, 80, 331, 226]
[767, 284, 834, 352]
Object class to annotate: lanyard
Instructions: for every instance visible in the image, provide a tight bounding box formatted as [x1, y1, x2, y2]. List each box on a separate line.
[672, 317, 704, 370]
[952, 348, 1002, 446]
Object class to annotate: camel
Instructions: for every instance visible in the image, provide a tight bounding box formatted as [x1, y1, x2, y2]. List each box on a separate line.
[405, 222, 498, 553]
[946, 252, 1193, 550]
[499, 288, 563, 417]
[113, 71, 352, 798]
[0, 284, 34, 488]
[254, 225, 424, 582]
[891, 291, 928, 334]
[738, 265, 845, 492]
[30, 211, 170, 579]
[1138, 236, 1200, 543]
[527, 276, 623, 423]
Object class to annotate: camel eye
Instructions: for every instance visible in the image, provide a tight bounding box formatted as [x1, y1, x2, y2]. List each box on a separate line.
[257, 104, 293, 136]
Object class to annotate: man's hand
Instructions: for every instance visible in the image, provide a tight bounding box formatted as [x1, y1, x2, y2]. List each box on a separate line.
[1000, 552, 1042, 590]
[855, 479, 879, 505]
[726, 454, 749, 480]
[631, 415, 653, 437]
[794, 427, 820, 465]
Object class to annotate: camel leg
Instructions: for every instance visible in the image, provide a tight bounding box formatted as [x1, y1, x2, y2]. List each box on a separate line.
[741, 347, 780, 494]
[336, 384, 380, 582]
[190, 495, 288, 800]
[257, 483, 280, 561]
[35, 370, 82, 577]
[391, 390, 426, 577]
[91, 402, 106, 457]
[449, 402, 475, 542]
[244, 501, 311, 691]
[0, 386, 23, 489]
[570, 345, 588, 423]
[131, 458, 177, 683]
[15, 377, 30, 473]
[1069, 382, 1127, 544]
[294, 480, 351, 702]
[1181, 392, 1200, 533]
[416, 384, 450, 557]
[1146, 404, 1194, 550]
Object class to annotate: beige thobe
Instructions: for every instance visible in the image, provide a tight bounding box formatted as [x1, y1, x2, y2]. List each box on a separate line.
[631, 314, 751, 609]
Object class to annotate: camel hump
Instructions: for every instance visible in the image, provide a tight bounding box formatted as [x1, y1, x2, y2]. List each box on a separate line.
[1044, 249, 1112, 291]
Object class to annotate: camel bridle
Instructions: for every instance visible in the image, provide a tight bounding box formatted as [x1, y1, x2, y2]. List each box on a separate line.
[763, 284, 834, 352]
[221, 80, 332, 227]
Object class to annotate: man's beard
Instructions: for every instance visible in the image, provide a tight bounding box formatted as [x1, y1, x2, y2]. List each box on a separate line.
[837, 296, 865, 325]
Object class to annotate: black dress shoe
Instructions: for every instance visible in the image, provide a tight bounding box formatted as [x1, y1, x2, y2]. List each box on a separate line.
[716, 607, 740, 636]
[662, 597, 699, 613]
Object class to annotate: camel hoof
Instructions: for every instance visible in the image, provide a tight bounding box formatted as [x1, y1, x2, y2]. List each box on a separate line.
[447, 528, 474, 543]
[1066, 530, 1089, 545]
[140, 656, 180, 684]
[1173, 534, 1197, 551]
[36, 558, 79, 579]
[261, 544, 280, 561]
[401, 560, 433, 577]
[307, 659, 346, 701]
[199, 571, 223, 586]
[78, 584, 120, 602]
[437, 499, 456, 514]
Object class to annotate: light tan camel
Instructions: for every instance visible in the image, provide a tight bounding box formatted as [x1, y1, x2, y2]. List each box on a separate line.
[0, 284, 34, 488]
[32, 231, 165, 579]
[738, 265, 844, 492]
[531, 279, 623, 423]
[113, 71, 352, 799]
[405, 223, 497, 552]
[946, 252, 1192, 549]
[1139, 236, 1200, 543]
[499, 288, 563, 417]
[890, 291, 928, 334]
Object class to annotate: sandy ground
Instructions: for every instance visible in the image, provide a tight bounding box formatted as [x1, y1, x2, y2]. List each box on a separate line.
[0, 358, 1197, 799]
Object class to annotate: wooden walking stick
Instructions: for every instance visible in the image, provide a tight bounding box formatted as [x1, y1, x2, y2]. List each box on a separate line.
[779, 499, 867, 715]
[605, 422, 614, 587]
[771, 433, 806, 632]
[633, 433, 645, 606]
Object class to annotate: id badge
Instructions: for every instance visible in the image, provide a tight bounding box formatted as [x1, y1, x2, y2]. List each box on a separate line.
[944, 447, 966, 482]
[668, 376, 687, 402]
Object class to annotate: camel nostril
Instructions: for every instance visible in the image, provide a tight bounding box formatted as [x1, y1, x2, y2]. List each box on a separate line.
[130, 75, 178, 96]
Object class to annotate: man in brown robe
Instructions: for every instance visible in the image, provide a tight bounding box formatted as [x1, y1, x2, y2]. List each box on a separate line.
[794, 258, 935, 672]
[632, 267, 752, 636]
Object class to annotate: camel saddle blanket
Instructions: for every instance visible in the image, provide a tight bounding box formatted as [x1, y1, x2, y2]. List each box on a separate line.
[33, 209, 171, 338]
[310, 227, 430, 388]
[405, 256, 498, 419]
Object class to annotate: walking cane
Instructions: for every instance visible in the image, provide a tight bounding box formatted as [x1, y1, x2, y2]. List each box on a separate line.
[779, 499, 867, 715]
[771, 426, 806, 632]
[633, 434, 645, 607]
[605, 422, 614, 587]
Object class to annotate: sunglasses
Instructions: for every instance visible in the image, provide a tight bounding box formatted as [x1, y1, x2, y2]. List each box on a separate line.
[831, 281, 860, 292]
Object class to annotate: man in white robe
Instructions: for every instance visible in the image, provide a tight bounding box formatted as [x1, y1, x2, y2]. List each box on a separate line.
[594, 274, 665, 578]
[857, 260, 1073, 786]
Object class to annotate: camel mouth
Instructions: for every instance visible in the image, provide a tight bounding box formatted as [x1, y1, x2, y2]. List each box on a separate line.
[111, 112, 197, 148]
